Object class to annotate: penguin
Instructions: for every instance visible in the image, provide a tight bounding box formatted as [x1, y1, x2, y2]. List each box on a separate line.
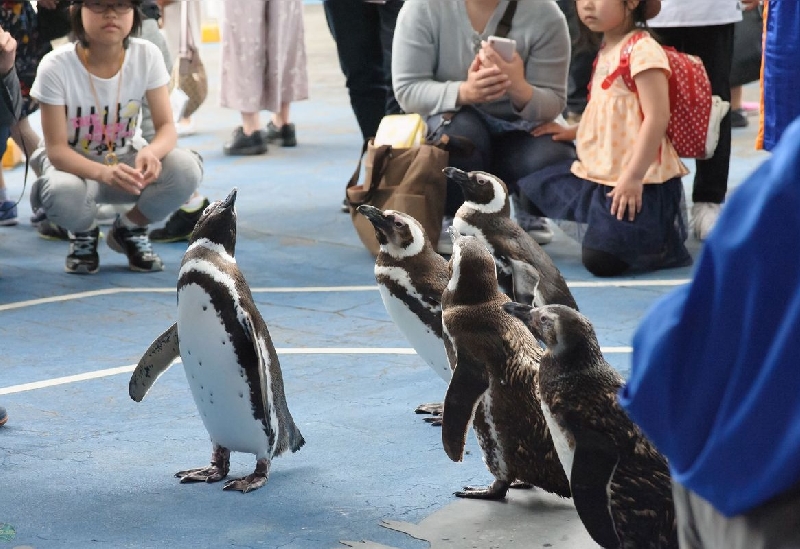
[129, 188, 305, 493]
[503, 302, 678, 549]
[357, 205, 451, 424]
[440, 229, 571, 500]
[443, 167, 578, 310]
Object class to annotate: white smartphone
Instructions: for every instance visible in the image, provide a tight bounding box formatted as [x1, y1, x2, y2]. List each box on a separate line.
[487, 35, 517, 62]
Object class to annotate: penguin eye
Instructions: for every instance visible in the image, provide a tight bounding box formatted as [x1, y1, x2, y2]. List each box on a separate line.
[393, 220, 405, 228]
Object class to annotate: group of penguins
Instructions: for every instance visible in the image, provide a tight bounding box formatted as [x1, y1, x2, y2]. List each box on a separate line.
[127, 169, 678, 549]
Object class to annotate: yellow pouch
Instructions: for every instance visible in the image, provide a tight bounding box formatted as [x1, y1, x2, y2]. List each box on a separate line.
[373, 114, 426, 148]
[2, 138, 22, 169]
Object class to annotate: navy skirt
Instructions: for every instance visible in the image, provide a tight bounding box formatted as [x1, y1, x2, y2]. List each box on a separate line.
[518, 159, 692, 273]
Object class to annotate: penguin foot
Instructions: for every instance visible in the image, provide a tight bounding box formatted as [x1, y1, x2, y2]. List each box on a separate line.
[509, 480, 533, 490]
[415, 402, 443, 416]
[175, 465, 229, 483]
[455, 479, 509, 500]
[423, 416, 442, 426]
[222, 458, 270, 494]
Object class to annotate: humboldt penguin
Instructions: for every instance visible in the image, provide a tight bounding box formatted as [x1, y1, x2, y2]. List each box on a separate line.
[503, 302, 678, 549]
[129, 188, 305, 493]
[440, 229, 570, 500]
[357, 205, 451, 424]
[443, 167, 578, 310]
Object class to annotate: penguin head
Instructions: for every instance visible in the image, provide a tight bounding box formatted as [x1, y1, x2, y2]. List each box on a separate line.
[504, 303, 597, 358]
[443, 167, 509, 215]
[190, 188, 238, 255]
[446, 227, 498, 301]
[357, 205, 428, 257]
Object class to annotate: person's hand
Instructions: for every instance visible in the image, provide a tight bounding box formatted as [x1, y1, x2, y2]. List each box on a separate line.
[0, 28, 17, 76]
[135, 147, 162, 185]
[532, 121, 578, 141]
[458, 55, 510, 105]
[740, 0, 760, 10]
[37, 0, 59, 9]
[607, 175, 643, 221]
[481, 41, 525, 91]
[101, 163, 145, 195]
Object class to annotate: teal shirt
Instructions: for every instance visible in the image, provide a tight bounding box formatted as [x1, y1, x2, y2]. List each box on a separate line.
[391, 0, 570, 125]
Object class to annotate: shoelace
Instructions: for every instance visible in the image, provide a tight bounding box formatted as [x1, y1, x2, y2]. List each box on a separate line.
[126, 229, 157, 257]
[71, 234, 97, 256]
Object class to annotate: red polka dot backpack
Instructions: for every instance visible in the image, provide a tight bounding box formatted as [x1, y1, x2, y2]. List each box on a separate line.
[601, 31, 730, 159]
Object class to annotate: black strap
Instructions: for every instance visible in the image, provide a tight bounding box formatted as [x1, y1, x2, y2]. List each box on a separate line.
[494, 1, 517, 39]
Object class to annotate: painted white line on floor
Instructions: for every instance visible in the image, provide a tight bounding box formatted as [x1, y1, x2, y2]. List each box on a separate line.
[0, 346, 633, 395]
[0, 281, 687, 312]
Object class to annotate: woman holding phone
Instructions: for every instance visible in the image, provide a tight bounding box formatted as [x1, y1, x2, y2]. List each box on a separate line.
[392, 0, 574, 253]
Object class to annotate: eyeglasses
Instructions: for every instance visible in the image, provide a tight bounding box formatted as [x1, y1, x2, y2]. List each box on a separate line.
[81, 0, 136, 14]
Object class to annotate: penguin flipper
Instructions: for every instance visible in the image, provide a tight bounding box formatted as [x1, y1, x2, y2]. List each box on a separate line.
[130, 323, 180, 402]
[569, 422, 622, 549]
[508, 258, 541, 307]
[441, 354, 488, 462]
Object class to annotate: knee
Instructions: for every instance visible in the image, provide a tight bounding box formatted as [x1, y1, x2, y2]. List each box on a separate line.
[161, 148, 203, 192]
[582, 246, 630, 277]
[33, 172, 95, 232]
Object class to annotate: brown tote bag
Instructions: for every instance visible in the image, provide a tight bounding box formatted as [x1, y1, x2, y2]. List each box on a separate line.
[346, 139, 449, 256]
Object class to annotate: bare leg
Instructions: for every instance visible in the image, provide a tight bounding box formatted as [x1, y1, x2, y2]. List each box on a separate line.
[456, 479, 510, 500]
[11, 117, 41, 158]
[271, 103, 291, 127]
[175, 445, 231, 483]
[223, 458, 270, 493]
[731, 85, 743, 111]
[241, 111, 262, 136]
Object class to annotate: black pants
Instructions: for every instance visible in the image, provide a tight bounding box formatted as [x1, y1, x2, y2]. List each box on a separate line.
[324, 0, 404, 142]
[656, 24, 735, 205]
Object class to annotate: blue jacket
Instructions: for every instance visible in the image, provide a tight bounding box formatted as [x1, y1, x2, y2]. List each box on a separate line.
[619, 115, 800, 517]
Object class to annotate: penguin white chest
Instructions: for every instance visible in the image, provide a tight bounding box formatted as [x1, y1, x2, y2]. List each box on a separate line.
[177, 283, 270, 457]
[541, 403, 575, 482]
[378, 286, 450, 382]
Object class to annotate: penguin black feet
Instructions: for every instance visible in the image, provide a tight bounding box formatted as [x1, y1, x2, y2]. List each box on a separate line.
[455, 479, 510, 500]
[415, 402, 443, 426]
[222, 458, 270, 494]
[176, 446, 231, 484]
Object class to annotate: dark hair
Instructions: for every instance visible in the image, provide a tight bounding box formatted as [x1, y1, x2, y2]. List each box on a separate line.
[574, 0, 655, 51]
[70, 2, 143, 49]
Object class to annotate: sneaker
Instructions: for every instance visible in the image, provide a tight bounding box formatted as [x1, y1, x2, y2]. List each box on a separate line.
[223, 127, 268, 156]
[0, 200, 18, 226]
[691, 202, 721, 241]
[65, 226, 100, 274]
[511, 194, 553, 245]
[730, 108, 749, 129]
[30, 207, 47, 226]
[107, 217, 164, 272]
[341, 198, 350, 213]
[0, 405, 6, 427]
[149, 198, 210, 243]
[38, 218, 71, 241]
[264, 121, 297, 147]
[437, 216, 454, 255]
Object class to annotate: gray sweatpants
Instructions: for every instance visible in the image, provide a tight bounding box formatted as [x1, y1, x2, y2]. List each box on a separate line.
[672, 481, 800, 549]
[30, 148, 202, 233]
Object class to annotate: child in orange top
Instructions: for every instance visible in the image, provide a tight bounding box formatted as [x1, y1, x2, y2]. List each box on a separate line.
[517, 0, 691, 277]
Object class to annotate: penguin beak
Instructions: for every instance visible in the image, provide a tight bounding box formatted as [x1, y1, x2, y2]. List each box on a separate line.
[442, 167, 470, 185]
[222, 187, 238, 209]
[357, 204, 393, 233]
[503, 302, 534, 325]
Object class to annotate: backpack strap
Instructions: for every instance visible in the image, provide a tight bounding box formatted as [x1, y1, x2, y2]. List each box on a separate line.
[494, 1, 517, 38]
[601, 31, 649, 92]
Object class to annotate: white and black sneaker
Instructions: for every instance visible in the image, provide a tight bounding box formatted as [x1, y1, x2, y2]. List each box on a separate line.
[107, 217, 164, 272]
[65, 227, 100, 274]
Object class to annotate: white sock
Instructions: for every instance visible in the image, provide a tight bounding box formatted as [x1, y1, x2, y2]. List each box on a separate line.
[181, 194, 206, 212]
[0, 188, 7, 201]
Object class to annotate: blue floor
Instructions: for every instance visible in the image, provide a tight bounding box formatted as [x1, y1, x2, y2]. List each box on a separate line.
[0, 6, 770, 548]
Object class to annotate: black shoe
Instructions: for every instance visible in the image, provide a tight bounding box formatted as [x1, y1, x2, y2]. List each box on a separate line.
[65, 226, 100, 274]
[107, 217, 164, 272]
[341, 198, 350, 213]
[223, 127, 268, 156]
[264, 121, 297, 147]
[149, 198, 211, 243]
[731, 109, 749, 128]
[38, 218, 71, 241]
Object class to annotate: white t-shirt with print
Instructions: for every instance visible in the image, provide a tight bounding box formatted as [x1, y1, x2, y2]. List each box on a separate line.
[648, 0, 743, 27]
[31, 38, 170, 160]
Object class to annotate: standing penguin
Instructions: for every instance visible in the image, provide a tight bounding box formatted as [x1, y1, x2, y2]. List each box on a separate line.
[440, 229, 570, 500]
[503, 302, 678, 549]
[129, 188, 305, 493]
[357, 205, 452, 423]
[444, 167, 578, 310]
